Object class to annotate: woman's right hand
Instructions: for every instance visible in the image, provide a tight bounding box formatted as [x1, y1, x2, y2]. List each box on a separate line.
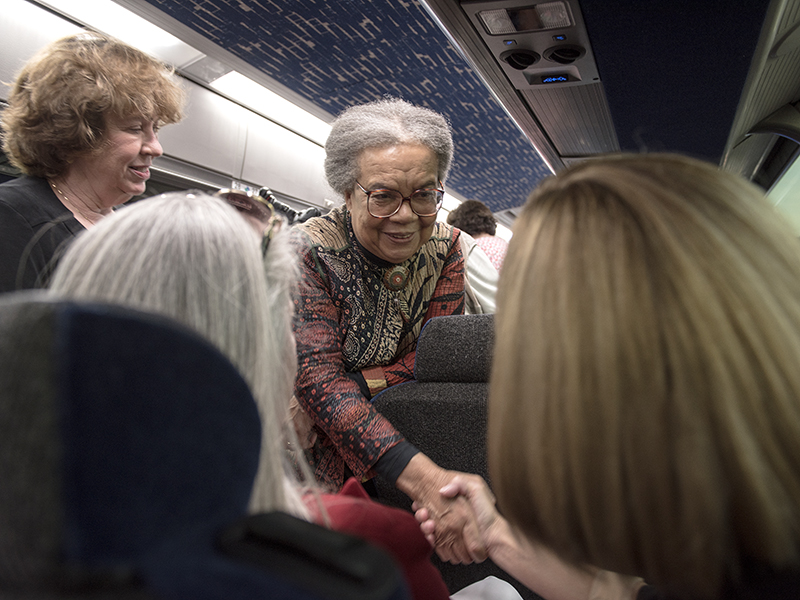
[413, 475, 502, 551]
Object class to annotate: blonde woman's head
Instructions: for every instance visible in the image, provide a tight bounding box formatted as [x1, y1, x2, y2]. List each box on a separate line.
[490, 153, 800, 598]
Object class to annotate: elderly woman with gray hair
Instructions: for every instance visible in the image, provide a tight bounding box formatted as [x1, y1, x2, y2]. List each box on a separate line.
[290, 98, 486, 564]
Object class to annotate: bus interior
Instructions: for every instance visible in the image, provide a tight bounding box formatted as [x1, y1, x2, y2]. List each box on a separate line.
[5, 0, 800, 234]
[4, 1, 800, 597]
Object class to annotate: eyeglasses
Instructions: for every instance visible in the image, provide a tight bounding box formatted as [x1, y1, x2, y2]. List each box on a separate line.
[356, 181, 445, 218]
[214, 188, 284, 255]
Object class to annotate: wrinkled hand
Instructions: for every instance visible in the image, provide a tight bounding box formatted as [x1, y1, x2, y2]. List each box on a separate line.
[421, 473, 489, 564]
[288, 395, 317, 449]
[397, 455, 489, 564]
[413, 475, 500, 555]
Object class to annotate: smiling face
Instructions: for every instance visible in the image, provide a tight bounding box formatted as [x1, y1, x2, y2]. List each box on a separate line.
[66, 114, 163, 208]
[345, 143, 440, 264]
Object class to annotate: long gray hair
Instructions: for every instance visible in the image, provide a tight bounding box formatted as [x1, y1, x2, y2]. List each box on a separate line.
[324, 98, 454, 196]
[49, 192, 307, 516]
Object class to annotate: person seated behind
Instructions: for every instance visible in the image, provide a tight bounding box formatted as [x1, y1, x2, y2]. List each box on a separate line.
[0, 32, 184, 292]
[48, 191, 451, 600]
[419, 154, 800, 600]
[446, 199, 509, 271]
[457, 231, 498, 314]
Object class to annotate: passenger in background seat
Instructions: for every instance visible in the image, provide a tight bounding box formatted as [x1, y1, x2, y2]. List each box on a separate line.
[447, 199, 505, 313]
[446, 199, 509, 272]
[456, 231, 498, 314]
[48, 191, 451, 600]
[0, 32, 184, 293]
[418, 154, 800, 600]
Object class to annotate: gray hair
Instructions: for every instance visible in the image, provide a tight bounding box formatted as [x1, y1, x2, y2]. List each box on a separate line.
[324, 98, 454, 196]
[49, 192, 306, 516]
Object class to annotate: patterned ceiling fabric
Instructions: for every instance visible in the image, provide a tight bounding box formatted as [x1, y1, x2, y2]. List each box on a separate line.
[141, 0, 554, 213]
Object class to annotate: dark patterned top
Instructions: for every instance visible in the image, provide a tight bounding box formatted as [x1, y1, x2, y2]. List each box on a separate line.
[291, 206, 465, 489]
[0, 176, 84, 292]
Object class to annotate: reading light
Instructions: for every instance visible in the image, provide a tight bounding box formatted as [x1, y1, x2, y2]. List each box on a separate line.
[479, 9, 516, 35]
[479, 2, 572, 35]
[536, 2, 572, 28]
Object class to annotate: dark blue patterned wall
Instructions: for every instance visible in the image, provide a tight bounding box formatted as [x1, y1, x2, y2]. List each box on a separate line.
[142, 0, 553, 212]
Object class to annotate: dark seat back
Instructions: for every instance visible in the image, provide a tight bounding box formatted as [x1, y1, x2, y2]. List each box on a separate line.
[372, 314, 541, 600]
[0, 293, 406, 600]
[373, 314, 494, 509]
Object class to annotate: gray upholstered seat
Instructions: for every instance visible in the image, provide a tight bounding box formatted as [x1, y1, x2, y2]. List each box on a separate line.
[373, 313, 495, 509]
[372, 314, 542, 599]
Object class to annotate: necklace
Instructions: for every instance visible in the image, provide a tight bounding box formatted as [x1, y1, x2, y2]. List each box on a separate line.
[49, 180, 71, 205]
[49, 179, 102, 228]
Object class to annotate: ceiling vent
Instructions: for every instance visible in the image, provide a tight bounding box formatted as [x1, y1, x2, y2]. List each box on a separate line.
[500, 48, 540, 69]
[463, 0, 599, 89]
[420, 0, 618, 170]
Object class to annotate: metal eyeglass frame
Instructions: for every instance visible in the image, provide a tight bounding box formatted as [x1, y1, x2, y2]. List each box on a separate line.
[356, 181, 445, 218]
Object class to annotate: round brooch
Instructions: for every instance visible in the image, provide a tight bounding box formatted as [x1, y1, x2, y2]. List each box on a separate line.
[383, 265, 410, 292]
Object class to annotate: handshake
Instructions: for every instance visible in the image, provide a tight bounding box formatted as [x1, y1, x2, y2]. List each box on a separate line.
[411, 471, 498, 566]
[405, 462, 645, 600]
[395, 454, 501, 565]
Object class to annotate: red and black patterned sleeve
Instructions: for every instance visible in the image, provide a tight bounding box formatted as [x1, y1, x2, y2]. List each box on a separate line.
[291, 236, 406, 480]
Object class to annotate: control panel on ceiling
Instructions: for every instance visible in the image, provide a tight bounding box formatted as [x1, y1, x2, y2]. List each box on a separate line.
[461, 0, 599, 88]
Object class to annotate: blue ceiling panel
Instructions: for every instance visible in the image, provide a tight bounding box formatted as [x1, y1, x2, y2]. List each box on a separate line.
[141, 0, 554, 212]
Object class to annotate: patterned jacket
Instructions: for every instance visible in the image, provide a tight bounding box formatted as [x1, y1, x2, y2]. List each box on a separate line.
[290, 206, 464, 488]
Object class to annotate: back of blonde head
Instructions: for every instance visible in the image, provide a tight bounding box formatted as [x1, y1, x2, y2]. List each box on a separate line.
[49, 193, 303, 515]
[491, 154, 800, 598]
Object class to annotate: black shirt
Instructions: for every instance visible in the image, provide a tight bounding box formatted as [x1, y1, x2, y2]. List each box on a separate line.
[0, 176, 84, 293]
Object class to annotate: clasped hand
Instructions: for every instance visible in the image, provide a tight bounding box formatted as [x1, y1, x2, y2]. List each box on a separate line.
[411, 471, 495, 564]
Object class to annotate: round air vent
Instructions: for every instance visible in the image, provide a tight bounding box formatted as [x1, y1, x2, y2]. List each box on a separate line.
[500, 49, 540, 70]
[543, 45, 585, 64]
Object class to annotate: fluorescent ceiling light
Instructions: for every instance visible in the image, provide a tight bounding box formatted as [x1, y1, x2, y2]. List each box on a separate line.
[9, 0, 78, 43]
[437, 193, 462, 224]
[38, 0, 203, 67]
[211, 72, 331, 146]
[442, 193, 461, 212]
[35, 0, 331, 147]
[479, 2, 571, 35]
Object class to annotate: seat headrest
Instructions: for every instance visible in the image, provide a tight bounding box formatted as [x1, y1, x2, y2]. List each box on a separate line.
[413, 314, 494, 383]
[0, 293, 261, 586]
